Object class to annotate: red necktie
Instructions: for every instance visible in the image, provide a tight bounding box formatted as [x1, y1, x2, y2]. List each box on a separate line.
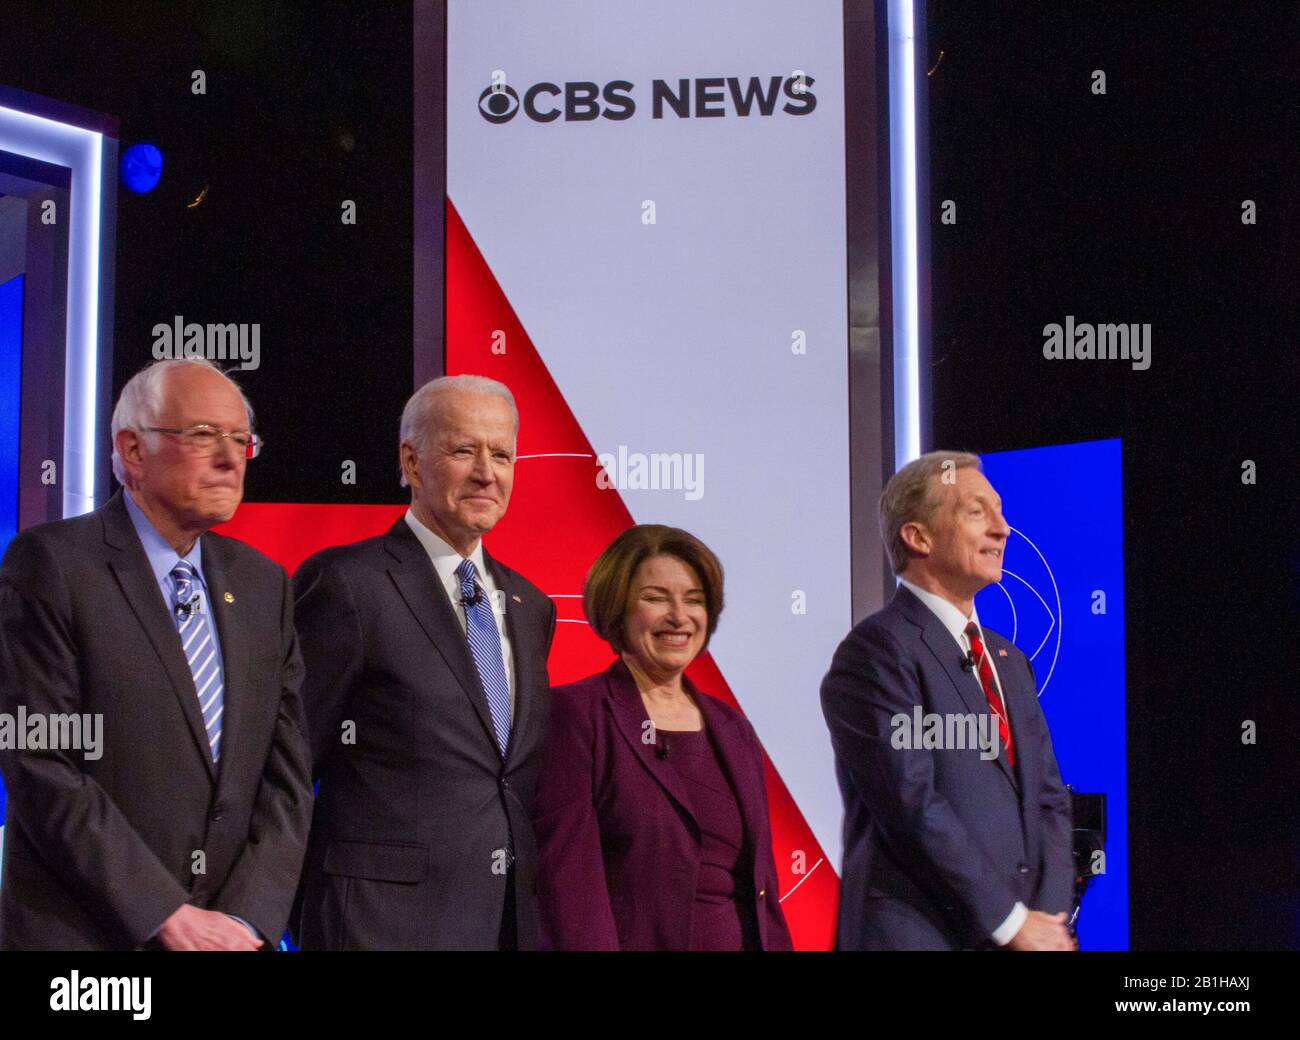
[964, 622, 1014, 766]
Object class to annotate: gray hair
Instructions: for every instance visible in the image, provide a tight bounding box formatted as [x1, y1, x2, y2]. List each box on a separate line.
[879, 450, 982, 575]
[398, 374, 519, 488]
[110, 358, 254, 485]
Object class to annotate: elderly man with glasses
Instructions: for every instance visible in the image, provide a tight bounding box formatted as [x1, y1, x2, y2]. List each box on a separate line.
[0, 358, 312, 951]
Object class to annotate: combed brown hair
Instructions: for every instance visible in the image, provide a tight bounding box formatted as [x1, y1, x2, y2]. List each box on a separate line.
[879, 450, 982, 575]
[583, 524, 725, 655]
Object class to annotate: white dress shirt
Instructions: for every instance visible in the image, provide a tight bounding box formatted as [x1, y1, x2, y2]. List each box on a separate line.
[898, 577, 1026, 947]
[405, 509, 516, 718]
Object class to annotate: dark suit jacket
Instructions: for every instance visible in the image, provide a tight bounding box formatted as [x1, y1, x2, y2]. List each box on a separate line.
[820, 585, 1073, 950]
[0, 491, 314, 950]
[533, 659, 793, 951]
[290, 517, 556, 950]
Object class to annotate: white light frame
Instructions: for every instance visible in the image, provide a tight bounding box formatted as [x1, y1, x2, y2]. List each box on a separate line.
[0, 103, 105, 517]
[887, 0, 921, 469]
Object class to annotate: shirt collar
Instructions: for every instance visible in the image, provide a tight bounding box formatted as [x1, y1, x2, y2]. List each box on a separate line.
[898, 576, 981, 648]
[123, 491, 206, 590]
[404, 508, 488, 587]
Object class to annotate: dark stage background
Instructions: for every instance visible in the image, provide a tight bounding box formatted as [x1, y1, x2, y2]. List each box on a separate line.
[927, 2, 1300, 949]
[1, 0, 1296, 949]
[1, 0, 416, 505]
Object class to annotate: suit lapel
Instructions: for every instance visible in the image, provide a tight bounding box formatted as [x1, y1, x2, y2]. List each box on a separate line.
[383, 519, 500, 754]
[102, 493, 216, 781]
[201, 537, 250, 792]
[897, 588, 1019, 793]
[604, 661, 698, 831]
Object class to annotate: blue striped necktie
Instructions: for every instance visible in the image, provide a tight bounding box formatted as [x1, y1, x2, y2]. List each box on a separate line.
[456, 558, 511, 757]
[171, 561, 224, 764]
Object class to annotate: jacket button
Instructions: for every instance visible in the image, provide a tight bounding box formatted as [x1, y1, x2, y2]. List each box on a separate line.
[500, 777, 511, 790]
[1017, 864, 1030, 874]
[210, 808, 223, 822]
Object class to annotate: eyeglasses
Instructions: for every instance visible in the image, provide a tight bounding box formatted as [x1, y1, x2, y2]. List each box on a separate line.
[143, 424, 264, 459]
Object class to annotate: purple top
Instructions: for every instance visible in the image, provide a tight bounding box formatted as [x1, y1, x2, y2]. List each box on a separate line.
[660, 727, 761, 951]
[534, 660, 795, 952]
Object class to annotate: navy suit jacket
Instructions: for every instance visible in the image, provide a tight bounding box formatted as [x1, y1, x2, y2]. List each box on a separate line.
[290, 517, 555, 950]
[533, 659, 793, 951]
[820, 585, 1073, 950]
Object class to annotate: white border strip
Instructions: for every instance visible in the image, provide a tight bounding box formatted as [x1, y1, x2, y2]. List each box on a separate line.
[0, 104, 104, 517]
[887, 0, 920, 469]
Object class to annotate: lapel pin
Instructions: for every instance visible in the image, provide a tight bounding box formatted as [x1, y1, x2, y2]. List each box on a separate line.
[223, 592, 235, 604]
[997, 648, 1007, 657]
[512, 594, 522, 604]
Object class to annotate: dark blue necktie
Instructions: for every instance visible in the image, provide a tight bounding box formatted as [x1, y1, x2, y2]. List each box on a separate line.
[457, 559, 515, 867]
[456, 558, 511, 757]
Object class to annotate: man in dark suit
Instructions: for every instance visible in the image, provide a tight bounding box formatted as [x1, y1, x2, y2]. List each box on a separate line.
[292, 375, 555, 950]
[0, 359, 313, 950]
[820, 450, 1075, 951]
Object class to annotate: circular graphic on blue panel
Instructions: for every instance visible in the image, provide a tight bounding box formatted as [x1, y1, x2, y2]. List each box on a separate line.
[978, 524, 1062, 696]
[120, 143, 164, 194]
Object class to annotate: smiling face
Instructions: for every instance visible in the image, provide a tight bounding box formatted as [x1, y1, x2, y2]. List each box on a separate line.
[902, 466, 1010, 601]
[621, 554, 710, 685]
[401, 389, 516, 555]
[117, 364, 250, 536]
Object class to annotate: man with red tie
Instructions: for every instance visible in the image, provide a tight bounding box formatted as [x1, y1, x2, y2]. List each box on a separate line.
[820, 450, 1076, 951]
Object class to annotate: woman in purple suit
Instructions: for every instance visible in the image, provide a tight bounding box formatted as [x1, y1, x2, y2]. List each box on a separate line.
[533, 524, 793, 951]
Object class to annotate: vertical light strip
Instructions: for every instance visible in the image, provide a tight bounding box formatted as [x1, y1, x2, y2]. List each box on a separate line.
[0, 105, 104, 516]
[66, 131, 101, 517]
[887, 0, 921, 469]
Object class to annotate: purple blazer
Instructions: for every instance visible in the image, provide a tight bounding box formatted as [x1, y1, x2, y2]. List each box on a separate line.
[533, 659, 793, 951]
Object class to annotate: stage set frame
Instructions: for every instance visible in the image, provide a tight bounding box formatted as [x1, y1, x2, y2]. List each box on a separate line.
[412, 0, 933, 619]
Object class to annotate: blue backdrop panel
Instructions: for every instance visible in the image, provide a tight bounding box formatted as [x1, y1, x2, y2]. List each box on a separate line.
[975, 438, 1128, 950]
[0, 273, 22, 835]
[0, 273, 20, 555]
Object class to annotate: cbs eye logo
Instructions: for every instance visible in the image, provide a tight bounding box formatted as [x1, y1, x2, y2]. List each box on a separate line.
[479, 84, 520, 123]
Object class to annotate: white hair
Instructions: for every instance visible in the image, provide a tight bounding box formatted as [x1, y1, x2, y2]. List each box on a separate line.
[398, 374, 519, 488]
[110, 358, 254, 485]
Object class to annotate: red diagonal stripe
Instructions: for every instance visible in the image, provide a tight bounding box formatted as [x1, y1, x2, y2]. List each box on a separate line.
[446, 197, 839, 948]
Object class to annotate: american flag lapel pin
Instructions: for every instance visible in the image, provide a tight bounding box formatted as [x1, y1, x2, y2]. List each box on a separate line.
[997, 648, 1007, 657]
